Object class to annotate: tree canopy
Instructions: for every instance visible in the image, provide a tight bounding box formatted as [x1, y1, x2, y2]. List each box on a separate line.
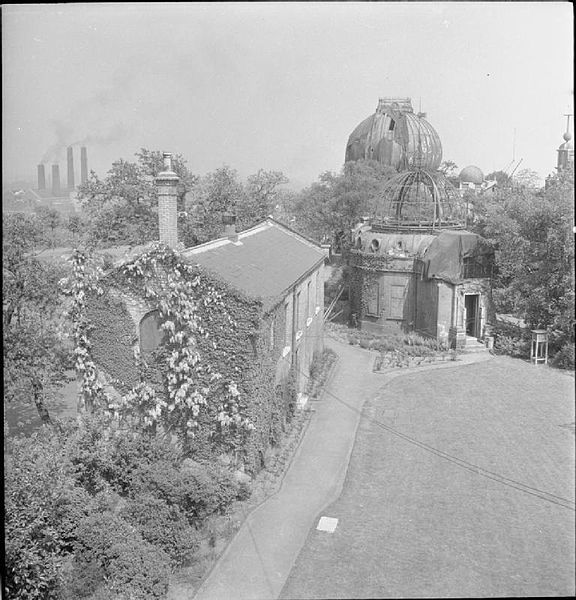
[76, 149, 197, 248]
[286, 159, 396, 247]
[3, 213, 72, 423]
[470, 169, 574, 354]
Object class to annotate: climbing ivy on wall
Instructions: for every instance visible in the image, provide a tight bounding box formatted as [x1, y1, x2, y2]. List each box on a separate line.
[107, 244, 254, 440]
[71, 243, 297, 472]
[60, 250, 105, 412]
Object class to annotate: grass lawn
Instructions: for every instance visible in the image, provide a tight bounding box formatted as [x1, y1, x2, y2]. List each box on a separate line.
[281, 356, 575, 599]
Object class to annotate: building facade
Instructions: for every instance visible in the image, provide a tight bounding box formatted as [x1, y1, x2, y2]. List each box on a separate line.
[346, 99, 495, 348]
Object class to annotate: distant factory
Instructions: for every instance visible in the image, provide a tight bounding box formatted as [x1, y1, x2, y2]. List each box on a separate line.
[4, 146, 89, 215]
[36, 145, 88, 198]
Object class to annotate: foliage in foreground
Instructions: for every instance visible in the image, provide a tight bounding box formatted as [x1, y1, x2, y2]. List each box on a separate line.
[4, 415, 246, 600]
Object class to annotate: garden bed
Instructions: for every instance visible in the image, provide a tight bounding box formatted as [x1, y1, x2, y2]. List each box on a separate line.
[326, 322, 458, 371]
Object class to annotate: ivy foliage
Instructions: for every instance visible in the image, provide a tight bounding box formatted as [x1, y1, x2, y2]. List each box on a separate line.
[103, 244, 255, 443]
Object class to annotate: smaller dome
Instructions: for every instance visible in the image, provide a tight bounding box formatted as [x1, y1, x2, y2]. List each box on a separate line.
[459, 165, 484, 185]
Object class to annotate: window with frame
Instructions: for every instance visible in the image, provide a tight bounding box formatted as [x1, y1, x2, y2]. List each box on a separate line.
[140, 310, 164, 355]
[295, 291, 301, 330]
[284, 301, 291, 344]
[462, 255, 493, 279]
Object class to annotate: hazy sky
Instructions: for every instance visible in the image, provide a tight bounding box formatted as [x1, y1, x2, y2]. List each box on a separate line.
[2, 2, 573, 188]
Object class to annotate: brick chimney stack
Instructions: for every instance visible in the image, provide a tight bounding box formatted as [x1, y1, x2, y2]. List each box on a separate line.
[67, 146, 75, 189]
[80, 147, 88, 184]
[51, 164, 60, 196]
[37, 164, 46, 190]
[155, 152, 180, 248]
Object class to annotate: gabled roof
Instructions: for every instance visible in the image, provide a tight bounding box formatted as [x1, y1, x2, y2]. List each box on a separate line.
[182, 218, 328, 301]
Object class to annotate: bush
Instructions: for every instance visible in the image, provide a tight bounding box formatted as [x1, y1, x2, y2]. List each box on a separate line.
[63, 511, 171, 599]
[551, 342, 575, 370]
[130, 459, 241, 523]
[65, 415, 181, 495]
[120, 495, 200, 567]
[4, 429, 75, 600]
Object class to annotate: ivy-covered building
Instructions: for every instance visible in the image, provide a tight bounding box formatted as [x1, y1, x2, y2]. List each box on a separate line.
[86, 154, 327, 472]
[346, 98, 495, 348]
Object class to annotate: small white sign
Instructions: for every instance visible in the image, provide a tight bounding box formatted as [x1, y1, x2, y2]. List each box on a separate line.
[316, 516, 338, 533]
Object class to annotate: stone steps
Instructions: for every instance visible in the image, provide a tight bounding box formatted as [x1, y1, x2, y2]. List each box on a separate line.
[462, 337, 490, 354]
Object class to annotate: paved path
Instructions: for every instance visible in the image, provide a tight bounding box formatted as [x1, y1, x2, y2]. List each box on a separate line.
[193, 340, 492, 600]
[281, 355, 575, 598]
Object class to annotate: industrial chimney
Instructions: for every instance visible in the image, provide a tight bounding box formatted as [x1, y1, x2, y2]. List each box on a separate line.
[51, 164, 61, 196]
[155, 152, 180, 248]
[80, 146, 88, 184]
[37, 164, 46, 190]
[67, 146, 75, 190]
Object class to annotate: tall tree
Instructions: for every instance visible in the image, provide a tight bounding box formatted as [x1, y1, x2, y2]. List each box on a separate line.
[471, 168, 574, 353]
[185, 166, 290, 243]
[77, 149, 197, 247]
[288, 159, 396, 246]
[3, 214, 72, 423]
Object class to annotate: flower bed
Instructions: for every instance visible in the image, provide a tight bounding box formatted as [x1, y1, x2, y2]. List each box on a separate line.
[326, 323, 458, 371]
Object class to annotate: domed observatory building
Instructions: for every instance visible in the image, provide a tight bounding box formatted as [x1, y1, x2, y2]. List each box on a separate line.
[345, 97, 443, 171]
[347, 99, 495, 348]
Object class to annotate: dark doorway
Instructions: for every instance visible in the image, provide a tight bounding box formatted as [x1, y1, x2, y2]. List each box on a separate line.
[465, 294, 480, 337]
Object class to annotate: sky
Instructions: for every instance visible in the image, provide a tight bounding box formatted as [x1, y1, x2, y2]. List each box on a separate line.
[2, 2, 573, 189]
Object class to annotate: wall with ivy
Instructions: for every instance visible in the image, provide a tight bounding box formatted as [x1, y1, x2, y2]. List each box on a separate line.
[86, 285, 140, 394]
[86, 252, 299, 475]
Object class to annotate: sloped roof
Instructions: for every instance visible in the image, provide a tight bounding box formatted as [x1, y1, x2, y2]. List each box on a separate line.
[182, 219, 328, 301]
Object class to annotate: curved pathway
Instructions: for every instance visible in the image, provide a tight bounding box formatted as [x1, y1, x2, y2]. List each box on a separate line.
[193, 339, 492, 600]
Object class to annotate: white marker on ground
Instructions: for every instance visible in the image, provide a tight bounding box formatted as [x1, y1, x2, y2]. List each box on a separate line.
[317, 516, 338, 533]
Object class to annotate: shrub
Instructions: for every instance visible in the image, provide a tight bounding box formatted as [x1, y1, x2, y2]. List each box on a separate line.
[65, 415, 181, 495]
[493, 332, 530, 358]
[120, 495, 200, 567]
[551, 342, 575, 370]
[4, 429, 75, 600]
[131, 459, 241, 523]
[63, 511, 170, 599]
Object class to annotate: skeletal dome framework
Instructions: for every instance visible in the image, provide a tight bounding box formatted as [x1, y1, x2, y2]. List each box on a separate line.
[374, 168, 465, 231]
[345, 98, 443, 171]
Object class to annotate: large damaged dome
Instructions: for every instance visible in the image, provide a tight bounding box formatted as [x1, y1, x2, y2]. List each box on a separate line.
[345, 97, 443, 171]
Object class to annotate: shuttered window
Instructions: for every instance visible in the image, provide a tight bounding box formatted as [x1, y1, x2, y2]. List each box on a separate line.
[389, 285, 405, 319]
[366, 283, 380, 316]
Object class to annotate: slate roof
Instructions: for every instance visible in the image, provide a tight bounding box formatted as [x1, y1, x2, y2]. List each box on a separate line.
[182, 219, 328, 301]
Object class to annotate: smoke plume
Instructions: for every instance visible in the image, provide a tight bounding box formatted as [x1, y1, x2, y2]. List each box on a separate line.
[39, 63, 138, 164]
